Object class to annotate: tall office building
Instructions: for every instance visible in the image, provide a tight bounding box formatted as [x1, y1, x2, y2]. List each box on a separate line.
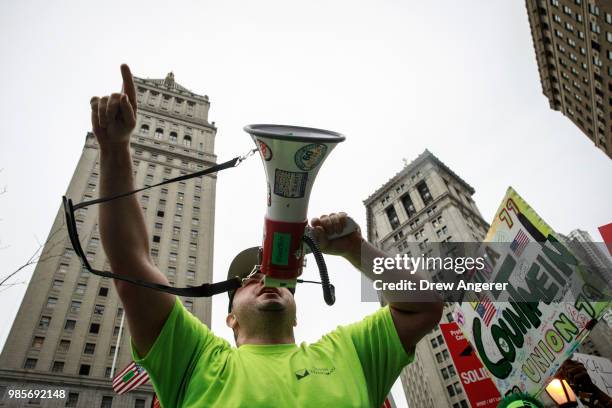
[0, 73, 217, 407]
[364, 150, 489, 408]
[525, 0, 612, 158]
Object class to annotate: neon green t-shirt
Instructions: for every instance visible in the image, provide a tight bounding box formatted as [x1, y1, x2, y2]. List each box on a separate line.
[132, 299, 414, 407]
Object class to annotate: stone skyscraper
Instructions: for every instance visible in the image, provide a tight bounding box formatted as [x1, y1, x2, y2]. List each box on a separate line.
[364, 150, 489, 408]
[0, 72, 217, 407]
[525, 0, 612, 158]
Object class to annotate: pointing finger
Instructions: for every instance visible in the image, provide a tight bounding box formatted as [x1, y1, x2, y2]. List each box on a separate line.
[120, 64, 137, 113]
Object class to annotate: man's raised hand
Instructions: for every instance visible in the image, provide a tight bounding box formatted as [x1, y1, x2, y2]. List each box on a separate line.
[90, 64, 137, 147]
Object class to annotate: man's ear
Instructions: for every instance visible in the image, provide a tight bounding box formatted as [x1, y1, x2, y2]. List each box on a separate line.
[226, 313, 238, 330]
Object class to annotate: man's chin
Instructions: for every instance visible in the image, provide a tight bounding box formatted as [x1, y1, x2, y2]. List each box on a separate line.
[256, 299, 286, 312]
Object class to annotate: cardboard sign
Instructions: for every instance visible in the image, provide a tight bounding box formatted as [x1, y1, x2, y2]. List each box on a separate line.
[440, 322, 501, 408]
[453, 187, 611, 396]
[572, 352, 612, 396]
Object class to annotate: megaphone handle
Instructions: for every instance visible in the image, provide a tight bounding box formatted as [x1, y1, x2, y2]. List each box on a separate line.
[327, 216, 359, 240]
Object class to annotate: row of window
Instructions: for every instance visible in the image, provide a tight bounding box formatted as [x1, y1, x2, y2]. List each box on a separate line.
[385, 181, 433, 230]
[134, 149, 207, 172]
[140, 124, 193, 145]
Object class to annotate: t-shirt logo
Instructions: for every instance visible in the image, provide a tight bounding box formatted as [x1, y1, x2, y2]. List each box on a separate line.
[294, 367, 335, 381]
[295, 369, 310, 380]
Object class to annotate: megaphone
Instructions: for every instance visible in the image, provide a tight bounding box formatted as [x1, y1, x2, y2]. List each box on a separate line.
[244, 124, 353, 303]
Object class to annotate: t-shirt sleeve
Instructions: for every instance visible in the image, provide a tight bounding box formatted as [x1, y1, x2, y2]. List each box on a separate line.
[131, 297, 229, 407]
[344, 306, 415, 407]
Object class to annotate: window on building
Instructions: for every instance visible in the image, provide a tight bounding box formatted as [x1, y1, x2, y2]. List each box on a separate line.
[52, 361, 64, 373]
[184, 300, 194, 312]
[52, 279, 63, 290]
[188, 256, 196, 265]
[401, 194, 417, 217]
[454, 382, 463, 394]
[140, 124, 149, 135]
[64, 319, 75, 330]
[154, 128, 164, 140]
[89, 323, 100, 334]
[460, 400, 468, 408]
[32, 336, 45, 348]
[168, 267, 176, 278]
[113, 326, 121, 336]
[191, 229, 198, 238]
[447, 384, 455, 397]
[436, 352, 443, 363]
[385, 206, 400, 230]
[173, 226, 180, 235]
[66, 392, 79, 407]
[84, 343, 96, 354]
[441, 367, 449, 379]
[192, 218, 199, 226]
[100, 396, 113, 408]
[75, 283, 86, 295]
[187, 270, 196, 280]
[135, 399, 146, 408]
[79, 364, 91, 376]
[109, 345, 117, 356]
[59, 340, 72, 353]
[69, 300, 81, 314]
[169, 252, 178, 262]
[58, 263, 69, 274]
[183, 135, 192, 147]
[46, 297, 58, 309]
[99, 287, 109, 297]
[94, 304, 105, 315]
[169, 132, 178, 143]
[442, 349, 450, 360]
[416, 181, 433, 205]
[24, 358, 37, 369]
[430, 338, 437, 348]
[189, 242, 197, 251]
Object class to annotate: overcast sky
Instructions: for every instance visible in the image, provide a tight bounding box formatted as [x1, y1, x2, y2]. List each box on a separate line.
[1, 1, 611, 406]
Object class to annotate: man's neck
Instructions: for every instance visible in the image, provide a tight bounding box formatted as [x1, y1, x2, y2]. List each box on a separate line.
[237, 316, 295, 346]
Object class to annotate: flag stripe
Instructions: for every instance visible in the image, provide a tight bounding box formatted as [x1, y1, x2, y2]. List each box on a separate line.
[113, 362, 136, 387]
[116, 371, 149, 394]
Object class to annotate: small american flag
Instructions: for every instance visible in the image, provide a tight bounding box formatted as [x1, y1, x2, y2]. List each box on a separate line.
[112, 361, 149, 395]
[510, 229, 530, 257]
[476, 296, 496, 326]
[151, 394, 161, 408]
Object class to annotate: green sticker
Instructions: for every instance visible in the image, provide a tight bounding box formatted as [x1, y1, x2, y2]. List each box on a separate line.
[272, 232, 291, 265]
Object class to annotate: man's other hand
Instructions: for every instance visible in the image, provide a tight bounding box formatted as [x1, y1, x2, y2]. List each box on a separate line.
[310, 212, 363, 260]
[90, 64, 137, 148]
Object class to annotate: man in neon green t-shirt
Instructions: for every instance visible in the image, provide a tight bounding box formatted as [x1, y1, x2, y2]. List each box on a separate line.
[90, 64, 444, 407]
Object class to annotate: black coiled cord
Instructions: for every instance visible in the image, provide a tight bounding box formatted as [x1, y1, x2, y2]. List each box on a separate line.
[302, 235, 336, 306]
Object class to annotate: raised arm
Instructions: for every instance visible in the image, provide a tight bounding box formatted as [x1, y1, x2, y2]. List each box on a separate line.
[90, 64, 175, 357]
[311, 212, 443, 353]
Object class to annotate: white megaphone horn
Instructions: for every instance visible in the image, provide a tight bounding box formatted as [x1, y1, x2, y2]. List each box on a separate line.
[244, 124, 356, 305]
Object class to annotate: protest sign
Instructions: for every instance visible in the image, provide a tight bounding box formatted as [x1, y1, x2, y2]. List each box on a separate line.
[453, 187, 611, 396]
[440, 322, 501, 408]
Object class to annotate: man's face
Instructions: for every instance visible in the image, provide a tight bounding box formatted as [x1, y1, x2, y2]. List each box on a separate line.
[231, 272, 296, 316]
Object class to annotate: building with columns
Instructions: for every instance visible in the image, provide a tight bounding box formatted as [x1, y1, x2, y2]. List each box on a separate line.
[364, 150, 489, 408]
[0, 72, 217, 407]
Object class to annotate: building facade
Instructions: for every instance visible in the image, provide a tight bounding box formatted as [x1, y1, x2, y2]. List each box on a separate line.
[525, 0, 612, 158]
[0, 73, 218, 407]
[364, 150, 490, 408]
[561, 229, 612, 361]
